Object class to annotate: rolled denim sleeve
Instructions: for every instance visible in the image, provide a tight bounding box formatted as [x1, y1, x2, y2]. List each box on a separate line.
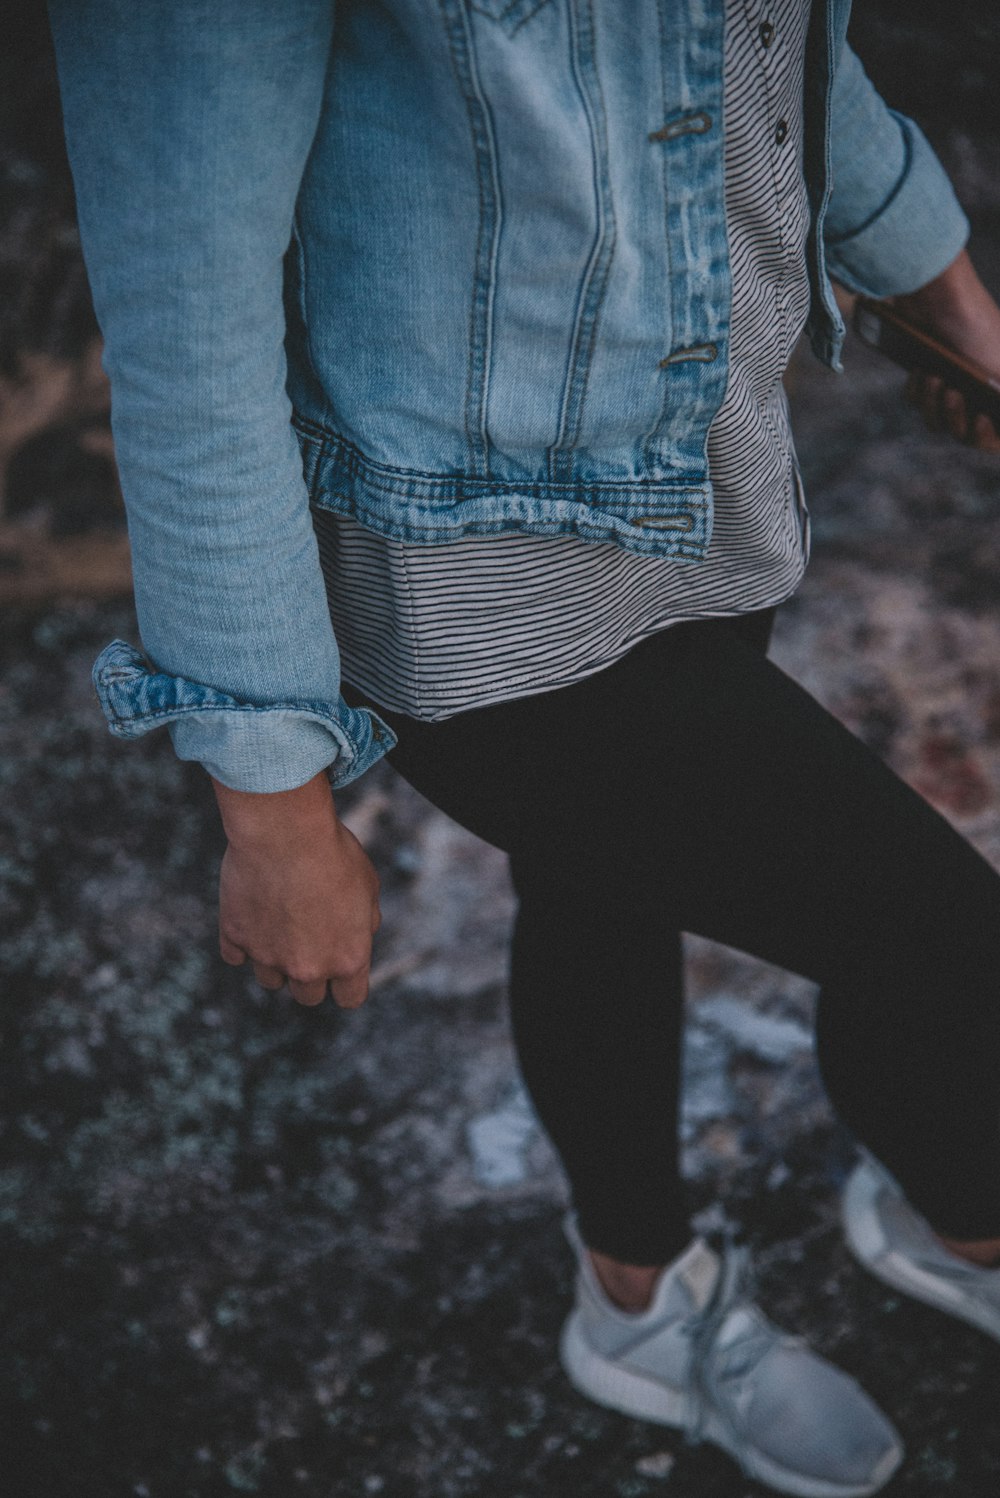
[823, 44, 970, 299]
[48, 0, 395, 792]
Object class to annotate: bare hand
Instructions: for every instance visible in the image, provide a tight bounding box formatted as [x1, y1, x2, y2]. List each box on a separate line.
[890, 248, 1000, 453]
[212, 770, 381, 1009]
[902, 369, 1000, 453]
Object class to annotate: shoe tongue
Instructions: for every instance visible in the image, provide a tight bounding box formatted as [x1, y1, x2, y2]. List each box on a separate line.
[715, 1304, 758, 1347]
[663, 1237, 721, 1313]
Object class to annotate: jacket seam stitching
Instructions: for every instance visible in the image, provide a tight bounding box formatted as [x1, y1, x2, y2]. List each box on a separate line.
[547, 0, 616, 483]
[109, 703, 338, 724]
[304, 500, 711, 559]
[294, 421, 708, 498]
[441, 0, 499, 480]
[470, 0, 550, 36]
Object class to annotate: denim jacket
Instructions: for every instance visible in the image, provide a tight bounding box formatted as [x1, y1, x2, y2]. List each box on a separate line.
[49, 0, 969, 792]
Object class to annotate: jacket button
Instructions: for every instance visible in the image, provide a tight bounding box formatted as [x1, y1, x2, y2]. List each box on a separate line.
[759, 20, 775, 47]
[774, 119, 788, 145]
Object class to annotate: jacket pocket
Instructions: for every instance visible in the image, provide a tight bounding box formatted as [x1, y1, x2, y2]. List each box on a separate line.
[470, 0, 552, 37]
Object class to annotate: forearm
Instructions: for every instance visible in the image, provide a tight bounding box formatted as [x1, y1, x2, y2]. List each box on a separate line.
[212, 769, 338, 852]
[891, 248, 997, 351]
[49, 0, 391, 791]
[889, 246, 1000, 452]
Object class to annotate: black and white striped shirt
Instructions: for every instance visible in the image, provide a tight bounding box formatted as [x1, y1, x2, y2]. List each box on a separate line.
[316, 0, 812, 720]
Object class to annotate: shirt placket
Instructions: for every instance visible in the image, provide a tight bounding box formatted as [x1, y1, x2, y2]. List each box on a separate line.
[747, 0, 809, 339]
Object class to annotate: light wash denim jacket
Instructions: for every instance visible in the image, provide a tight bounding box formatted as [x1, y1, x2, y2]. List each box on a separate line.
[49, 0, 968, 792]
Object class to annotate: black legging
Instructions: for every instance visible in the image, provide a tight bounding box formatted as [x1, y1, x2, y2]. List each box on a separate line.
[345, 610, 1000, 1263]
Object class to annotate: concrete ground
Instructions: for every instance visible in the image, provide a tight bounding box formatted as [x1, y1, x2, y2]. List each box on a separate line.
[3, 4, 1000, 1495]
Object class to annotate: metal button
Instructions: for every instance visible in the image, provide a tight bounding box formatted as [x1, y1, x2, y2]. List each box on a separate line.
[774, 119, 788, 145]
[759, 20, 775, 47]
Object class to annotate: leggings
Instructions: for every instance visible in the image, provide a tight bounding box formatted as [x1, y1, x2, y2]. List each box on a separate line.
[345, 610, 1000, 1263]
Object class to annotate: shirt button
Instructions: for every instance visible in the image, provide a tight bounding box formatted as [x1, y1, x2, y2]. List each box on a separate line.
[774, 119, 788, 145]
[759, 20, 775, 46]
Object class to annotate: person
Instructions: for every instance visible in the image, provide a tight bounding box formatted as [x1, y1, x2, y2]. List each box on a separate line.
[48, 2, 1000, 1493]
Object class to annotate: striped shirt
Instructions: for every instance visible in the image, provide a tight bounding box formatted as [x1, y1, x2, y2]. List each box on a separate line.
[315, 0, 812, 721]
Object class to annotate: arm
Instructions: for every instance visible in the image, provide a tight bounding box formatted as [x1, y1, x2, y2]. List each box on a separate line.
[49, 1, 390, 1004]
[823, 44, 969, 301]
[48, 0, 393, 794]
[824, 45, 999, 451]
[893, 249, 1000, 453]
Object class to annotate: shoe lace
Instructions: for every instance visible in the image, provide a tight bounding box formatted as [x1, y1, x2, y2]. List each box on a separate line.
[681, 1234, 794, 1449]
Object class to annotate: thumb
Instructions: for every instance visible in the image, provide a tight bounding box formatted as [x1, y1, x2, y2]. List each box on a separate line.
[219, 932, 246, 967]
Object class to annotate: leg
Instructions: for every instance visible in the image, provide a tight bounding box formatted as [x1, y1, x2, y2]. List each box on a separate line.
[505, 608, 778, 1275]
[357, 612, 775, 1279]
[355, 611, 1000, 1250]
[507, 859, 689, 1267]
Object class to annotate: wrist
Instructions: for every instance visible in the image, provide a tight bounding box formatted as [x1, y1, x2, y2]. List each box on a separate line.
[892, 247, 981, 327]
[212, 769, 338, 851]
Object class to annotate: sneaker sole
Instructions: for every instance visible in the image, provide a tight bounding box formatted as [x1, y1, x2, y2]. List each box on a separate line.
[559, 1311, 902, 1498]
[843, 1163, 1000, 1343]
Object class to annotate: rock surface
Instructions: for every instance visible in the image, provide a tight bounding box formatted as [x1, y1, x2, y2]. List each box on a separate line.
[3, 4, 1000, 1495]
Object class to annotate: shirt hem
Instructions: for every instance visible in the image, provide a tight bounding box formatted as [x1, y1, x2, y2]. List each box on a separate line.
[339, 566, 806, 726]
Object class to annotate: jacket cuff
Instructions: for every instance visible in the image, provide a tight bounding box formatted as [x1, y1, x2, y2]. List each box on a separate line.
[824, 113, 970, 299]
[93, 639, 396, 792]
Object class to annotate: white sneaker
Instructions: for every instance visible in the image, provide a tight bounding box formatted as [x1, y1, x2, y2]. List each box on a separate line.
[559, 1219, 903, 1498]
[843, 1151, 1000, 1341]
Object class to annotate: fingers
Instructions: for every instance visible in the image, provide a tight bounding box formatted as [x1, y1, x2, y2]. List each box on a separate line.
[219, 932, 246, 967]
[919, 373, 945, 433]
[243, 957, 371, 1007]
[906, 372, 1000, 451]
[942, 386, 968, 442]
[973, 411, 1000, 453]
[281, 968, 368, 1009]
[329, 967, 371, 1011]
[218, 822, 382, 1012]
[288, 977, 329, 1008]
